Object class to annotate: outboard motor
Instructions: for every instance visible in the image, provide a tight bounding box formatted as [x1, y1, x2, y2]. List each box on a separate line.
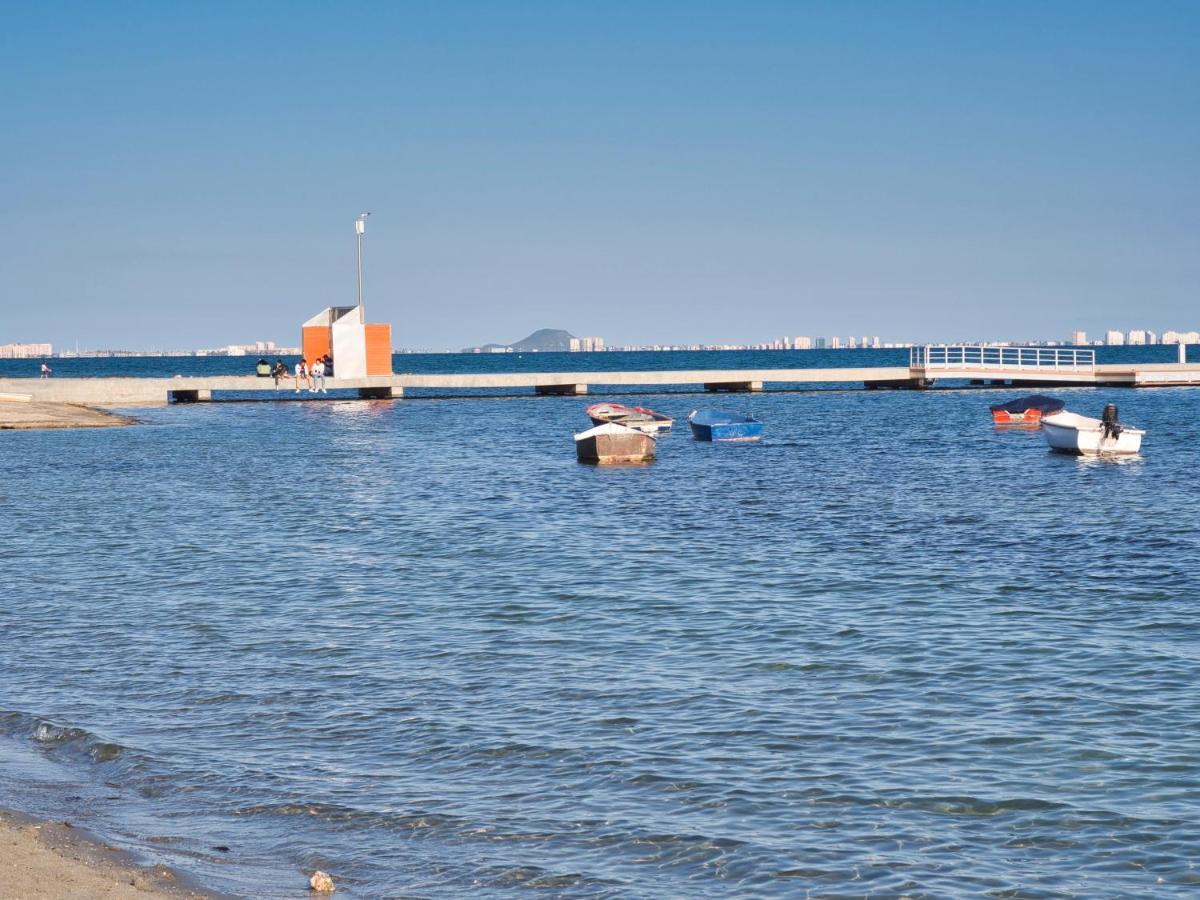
[1101, 403, 1122, 441]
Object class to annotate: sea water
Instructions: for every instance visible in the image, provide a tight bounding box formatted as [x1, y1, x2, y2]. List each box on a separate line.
[2, 351, 1200, 897]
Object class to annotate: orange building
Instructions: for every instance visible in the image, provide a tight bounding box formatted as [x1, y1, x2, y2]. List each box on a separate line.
[301, 306, 392, 378]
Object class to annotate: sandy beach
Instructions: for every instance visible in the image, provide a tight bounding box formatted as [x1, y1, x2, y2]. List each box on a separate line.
[0, 399, 134, 430]
[0, 811, 208, 899]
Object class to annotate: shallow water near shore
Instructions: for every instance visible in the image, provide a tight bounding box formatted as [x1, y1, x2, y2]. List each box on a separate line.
[3, 379, 1200, 896]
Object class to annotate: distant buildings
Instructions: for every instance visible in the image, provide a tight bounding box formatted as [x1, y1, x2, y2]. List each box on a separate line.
[1079, 328, 1200, 347]
[0, 342, 53, 358]
[1162, 330, 1200, 344]
[799, 334, 885, 350]
[224, 340, 278, 356]
[55, 343, 300, 359]
[462, 329, 910, 354]
[45, 326, 1200, 361]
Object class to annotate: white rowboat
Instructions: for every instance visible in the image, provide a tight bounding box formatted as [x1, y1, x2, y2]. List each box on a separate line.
[1042, 410, 1144, 457]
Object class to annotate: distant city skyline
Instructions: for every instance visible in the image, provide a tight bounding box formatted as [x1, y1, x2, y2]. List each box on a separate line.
[2, 3, 1197, 350]
[12, 322, 1200, 360]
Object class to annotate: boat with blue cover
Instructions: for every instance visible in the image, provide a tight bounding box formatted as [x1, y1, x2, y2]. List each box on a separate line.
[688, 409, 763, 442]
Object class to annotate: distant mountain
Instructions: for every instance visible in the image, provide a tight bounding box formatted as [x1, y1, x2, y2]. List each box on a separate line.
[464, 328, 577, 353]
[512, 328, 576, 351]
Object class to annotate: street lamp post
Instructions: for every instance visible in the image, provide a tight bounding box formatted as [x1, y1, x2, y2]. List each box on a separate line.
[355, 212, 370, 314]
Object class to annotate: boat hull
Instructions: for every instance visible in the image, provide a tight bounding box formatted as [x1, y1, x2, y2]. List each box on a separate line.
[575, 424, 656, 463]
[689, 420, 763, 442]
[1042, 413, 1144, 456]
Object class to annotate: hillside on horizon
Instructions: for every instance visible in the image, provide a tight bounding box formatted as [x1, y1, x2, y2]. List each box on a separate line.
[463, 328, 576, 353]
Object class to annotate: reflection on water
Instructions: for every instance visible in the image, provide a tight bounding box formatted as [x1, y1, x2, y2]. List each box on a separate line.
[577, 460, 657, 468]
[1, 386, 1199, 898]
[1064, 451, 1147, 467]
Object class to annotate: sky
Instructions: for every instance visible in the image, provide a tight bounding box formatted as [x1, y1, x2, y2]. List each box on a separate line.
[1, 1, 1197, 351]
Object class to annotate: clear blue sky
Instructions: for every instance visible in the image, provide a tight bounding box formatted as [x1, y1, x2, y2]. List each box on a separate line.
[2, 1, 1197, 350]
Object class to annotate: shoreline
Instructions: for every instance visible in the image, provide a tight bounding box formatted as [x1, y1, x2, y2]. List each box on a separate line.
[0, 724, 326, 899]
[0, 399, 135, 430]
[0, 807, 213, 899]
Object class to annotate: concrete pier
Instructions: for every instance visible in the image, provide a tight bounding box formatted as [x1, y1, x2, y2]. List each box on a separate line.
[3, 360, 1200, 409]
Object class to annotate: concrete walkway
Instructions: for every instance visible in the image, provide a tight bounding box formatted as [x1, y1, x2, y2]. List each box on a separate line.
[3, 360, 1200, 410]
[0, 368, 915, 407]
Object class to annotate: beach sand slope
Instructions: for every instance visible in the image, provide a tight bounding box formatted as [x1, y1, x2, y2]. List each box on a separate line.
[0, 399, 134, 429]
[0, 814, 206, 899]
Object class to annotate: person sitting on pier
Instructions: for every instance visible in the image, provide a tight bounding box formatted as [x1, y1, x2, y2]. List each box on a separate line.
[294, 359, 308, 394]
[255, 357, 271, 377]
[272, 359, 287, 388]
[322, 353, 333, 377]
[312, 357, 327, 393]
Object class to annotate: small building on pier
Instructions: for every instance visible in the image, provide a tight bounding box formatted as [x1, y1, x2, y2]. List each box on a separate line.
[301, 306, 392, 378]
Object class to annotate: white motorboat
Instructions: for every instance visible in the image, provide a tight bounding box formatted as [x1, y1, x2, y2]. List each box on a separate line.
[1042, 405, 1144, 456]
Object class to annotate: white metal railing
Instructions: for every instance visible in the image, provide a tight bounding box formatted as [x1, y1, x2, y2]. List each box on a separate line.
[910, 345, 1096, 372]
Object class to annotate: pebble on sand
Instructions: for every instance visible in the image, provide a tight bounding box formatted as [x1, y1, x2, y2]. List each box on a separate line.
[310, 870, 336, 892]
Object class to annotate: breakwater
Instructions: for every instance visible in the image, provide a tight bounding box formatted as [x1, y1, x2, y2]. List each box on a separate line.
[3, 346, 1199, 407]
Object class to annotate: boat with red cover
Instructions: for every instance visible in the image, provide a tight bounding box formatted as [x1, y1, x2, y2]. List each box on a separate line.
[586, 402, 673, 434]
[990, 395, 1065, 424]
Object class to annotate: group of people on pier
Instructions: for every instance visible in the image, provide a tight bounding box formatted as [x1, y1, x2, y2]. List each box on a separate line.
[257, 355, 332, 394]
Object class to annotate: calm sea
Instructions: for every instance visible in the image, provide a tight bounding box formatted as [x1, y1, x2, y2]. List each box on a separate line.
[2, 348, 1200, 897]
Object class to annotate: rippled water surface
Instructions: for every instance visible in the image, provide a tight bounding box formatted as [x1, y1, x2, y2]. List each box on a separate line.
[3, 381, 1200, 897]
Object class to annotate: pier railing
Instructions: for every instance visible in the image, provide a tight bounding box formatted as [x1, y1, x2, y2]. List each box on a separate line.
[911, 345, 1096, 372]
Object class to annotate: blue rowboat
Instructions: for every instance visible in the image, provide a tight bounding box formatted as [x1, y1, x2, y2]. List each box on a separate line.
[688, 409, 763, 442]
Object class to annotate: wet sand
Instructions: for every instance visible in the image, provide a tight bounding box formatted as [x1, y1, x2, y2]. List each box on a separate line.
[0, 399, 134, 429]
[0, 811, 209, 899]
